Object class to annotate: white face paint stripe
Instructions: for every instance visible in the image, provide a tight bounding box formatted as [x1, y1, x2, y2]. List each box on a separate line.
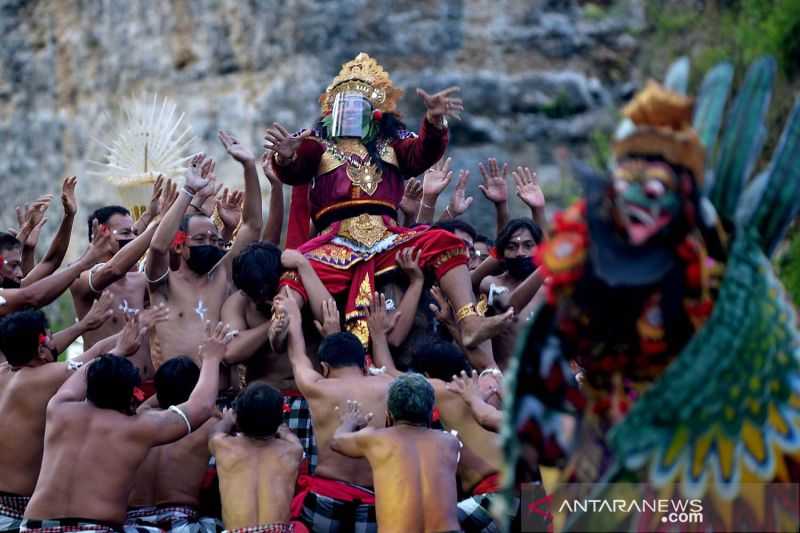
[194, 300, 208, 321]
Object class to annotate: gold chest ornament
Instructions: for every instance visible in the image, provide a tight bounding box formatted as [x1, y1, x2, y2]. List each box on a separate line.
[317, 138, 398, 196]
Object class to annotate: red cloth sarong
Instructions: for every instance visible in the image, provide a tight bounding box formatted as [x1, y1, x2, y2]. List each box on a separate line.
[472, 472, 501, 495]
[290, 475, 375, 519]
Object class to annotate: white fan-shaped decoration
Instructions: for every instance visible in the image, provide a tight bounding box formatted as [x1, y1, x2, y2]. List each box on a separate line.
[89, 93, 196, 219]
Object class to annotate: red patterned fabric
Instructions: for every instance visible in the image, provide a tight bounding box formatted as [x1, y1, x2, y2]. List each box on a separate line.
[290, 475, 375, 519]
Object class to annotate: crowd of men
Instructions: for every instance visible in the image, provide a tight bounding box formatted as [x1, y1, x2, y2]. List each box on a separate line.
[0, 119, 547, 532]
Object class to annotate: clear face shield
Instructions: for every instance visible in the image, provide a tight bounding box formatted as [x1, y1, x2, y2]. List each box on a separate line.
[330, 92, 372, 138]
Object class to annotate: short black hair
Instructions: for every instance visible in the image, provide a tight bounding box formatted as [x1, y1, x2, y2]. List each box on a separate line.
[0, 309, 48, 367]
[86, 355, 141, 414]
[179, 213, 212, 234]
[495, 218, 543, 254]
[431, 220, 477, 242]
[388, 373, 435, 426]
[318, 332, 365, 370]
[154, 356, 199, 409]
[0, 232, 21, 254]
[474, 234, 494, 246]
[232, 242, 284, 302]
[234, 383, 284, 438]
[412, 340, 471, 382]
[87, 205, 130, 241]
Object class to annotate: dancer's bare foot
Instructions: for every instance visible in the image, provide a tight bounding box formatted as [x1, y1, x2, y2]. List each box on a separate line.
[460, 307, 515, 349]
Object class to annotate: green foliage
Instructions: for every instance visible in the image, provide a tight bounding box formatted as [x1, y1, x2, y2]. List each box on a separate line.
[776, 225, 800, 307]
[589, 128, 612, 172]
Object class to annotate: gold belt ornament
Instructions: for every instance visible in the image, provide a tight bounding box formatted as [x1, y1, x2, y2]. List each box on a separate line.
[338, 214, 389, 248]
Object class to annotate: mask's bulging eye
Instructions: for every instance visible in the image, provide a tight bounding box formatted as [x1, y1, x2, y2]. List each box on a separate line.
[644, 179, 666, 198]
[614, 180, 629, 194]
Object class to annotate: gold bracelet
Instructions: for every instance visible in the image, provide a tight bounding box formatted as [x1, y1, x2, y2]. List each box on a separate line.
[455, 303, 478, 322]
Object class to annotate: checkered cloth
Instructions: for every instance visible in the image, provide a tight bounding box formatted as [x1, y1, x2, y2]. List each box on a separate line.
[19, 516, 158, 532]
[126, 504, 221, 532]
[457, 493, 520, 533]
[221, 524, 294, 533]
[0, 491, 29, 531]
[299, 491, 376, 533]
[283, 394, 317, 473]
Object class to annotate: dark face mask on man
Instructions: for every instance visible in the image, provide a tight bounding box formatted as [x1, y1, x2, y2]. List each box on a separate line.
[116, 239, 134, 250]
[1, 277, 21, 289]
[504, 255, 536, 280]
[186, 245, 225, 275]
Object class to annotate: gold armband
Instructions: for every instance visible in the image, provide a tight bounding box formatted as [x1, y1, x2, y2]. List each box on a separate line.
[455, 303, 478, 322]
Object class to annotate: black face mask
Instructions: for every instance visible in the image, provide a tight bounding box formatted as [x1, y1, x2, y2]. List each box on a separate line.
[116, 239, 134, 249]
[504, 255, 536, 280]
[186, 245, 225, 275]
[1, 277, 21, 289]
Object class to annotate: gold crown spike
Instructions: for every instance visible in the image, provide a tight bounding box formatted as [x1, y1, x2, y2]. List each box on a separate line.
[614, 81, 705, 181]
[320, 53, 403, 115]
[88, 93, 196, 220]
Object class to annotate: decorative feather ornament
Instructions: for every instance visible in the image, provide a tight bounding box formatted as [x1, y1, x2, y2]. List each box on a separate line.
[89, 93, 195, 219]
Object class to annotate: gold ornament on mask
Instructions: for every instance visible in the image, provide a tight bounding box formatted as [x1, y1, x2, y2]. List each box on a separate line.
[614, 81, 705, 182]
[320, 53, 403, 115]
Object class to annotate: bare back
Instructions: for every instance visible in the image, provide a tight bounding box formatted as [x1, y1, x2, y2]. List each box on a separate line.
[72, 272, 153, 380]
[149, 269, 229, 367]
[0, 364, 67, 496]
[362, 426, 460, 533]
[431, 380, 502, 491]
[305, 374, 393, 486]
[129, 417, 217, 508]
[212, 433, 302, 529]
[26, 402, 170, 523]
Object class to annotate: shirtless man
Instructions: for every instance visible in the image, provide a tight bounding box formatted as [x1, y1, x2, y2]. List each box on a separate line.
[146, 132, 262, 369]
[9, 176, 77, 288]
[331, 375, 461, 533]
[279, 294, 393, 533]
[210, 383, 304, 532]
[127, 356, 220, 532]
[70, 200, 165, 388]
[0, 220, 115, 318]
[22, 321, 232, 531]
[0, 308, 143, 532]
[478, 218, 544, 369]
[368, 297, 509, 533]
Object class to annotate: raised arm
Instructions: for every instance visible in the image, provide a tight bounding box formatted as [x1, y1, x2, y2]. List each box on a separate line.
[513, 166, 548, 236]
[388, 248, 424, 348]
[218, 131, 263, 270]
[220, 292, 270, 365]
[23, 177, 77, 286]
[79, 221, 160, 297]
[398, 178, 423, 228]
[505, 266, 545, 312]
[51, 290, 114, 353]
[330, 400, 374, 458]
[146, 153, 213, 284]
[261, 151, 285, 244]
[139, 320, 232, 447]
[279, 291, 325, 395]
[393, 87, 460, 177]
[365, 292, 402, 377]
[478, 159, 510, 237]
[446, 370, 501, 432]
[14, 195, 52, 276]
[263, 125, 318, 186]
[417, 157, 453, 224]
[0, 222, 115, 317]
[281, 249, 333, 328]
[437, 169, 473, 222]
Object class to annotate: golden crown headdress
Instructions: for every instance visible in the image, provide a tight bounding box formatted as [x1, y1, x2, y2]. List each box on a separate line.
[320, 53, 403, 115]
[614, 81, 705, 182]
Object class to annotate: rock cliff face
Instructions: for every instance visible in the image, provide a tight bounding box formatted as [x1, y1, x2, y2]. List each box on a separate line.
[0, 0, 645, 244]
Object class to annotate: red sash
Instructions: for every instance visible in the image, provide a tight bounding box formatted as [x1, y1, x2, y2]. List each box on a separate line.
[290, 475, 375, 518]
[472, 472, 500, 495]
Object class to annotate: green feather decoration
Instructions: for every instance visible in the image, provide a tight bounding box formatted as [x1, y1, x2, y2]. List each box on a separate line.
[709, 56, 776, 224]
[692, 61, 734, 179]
